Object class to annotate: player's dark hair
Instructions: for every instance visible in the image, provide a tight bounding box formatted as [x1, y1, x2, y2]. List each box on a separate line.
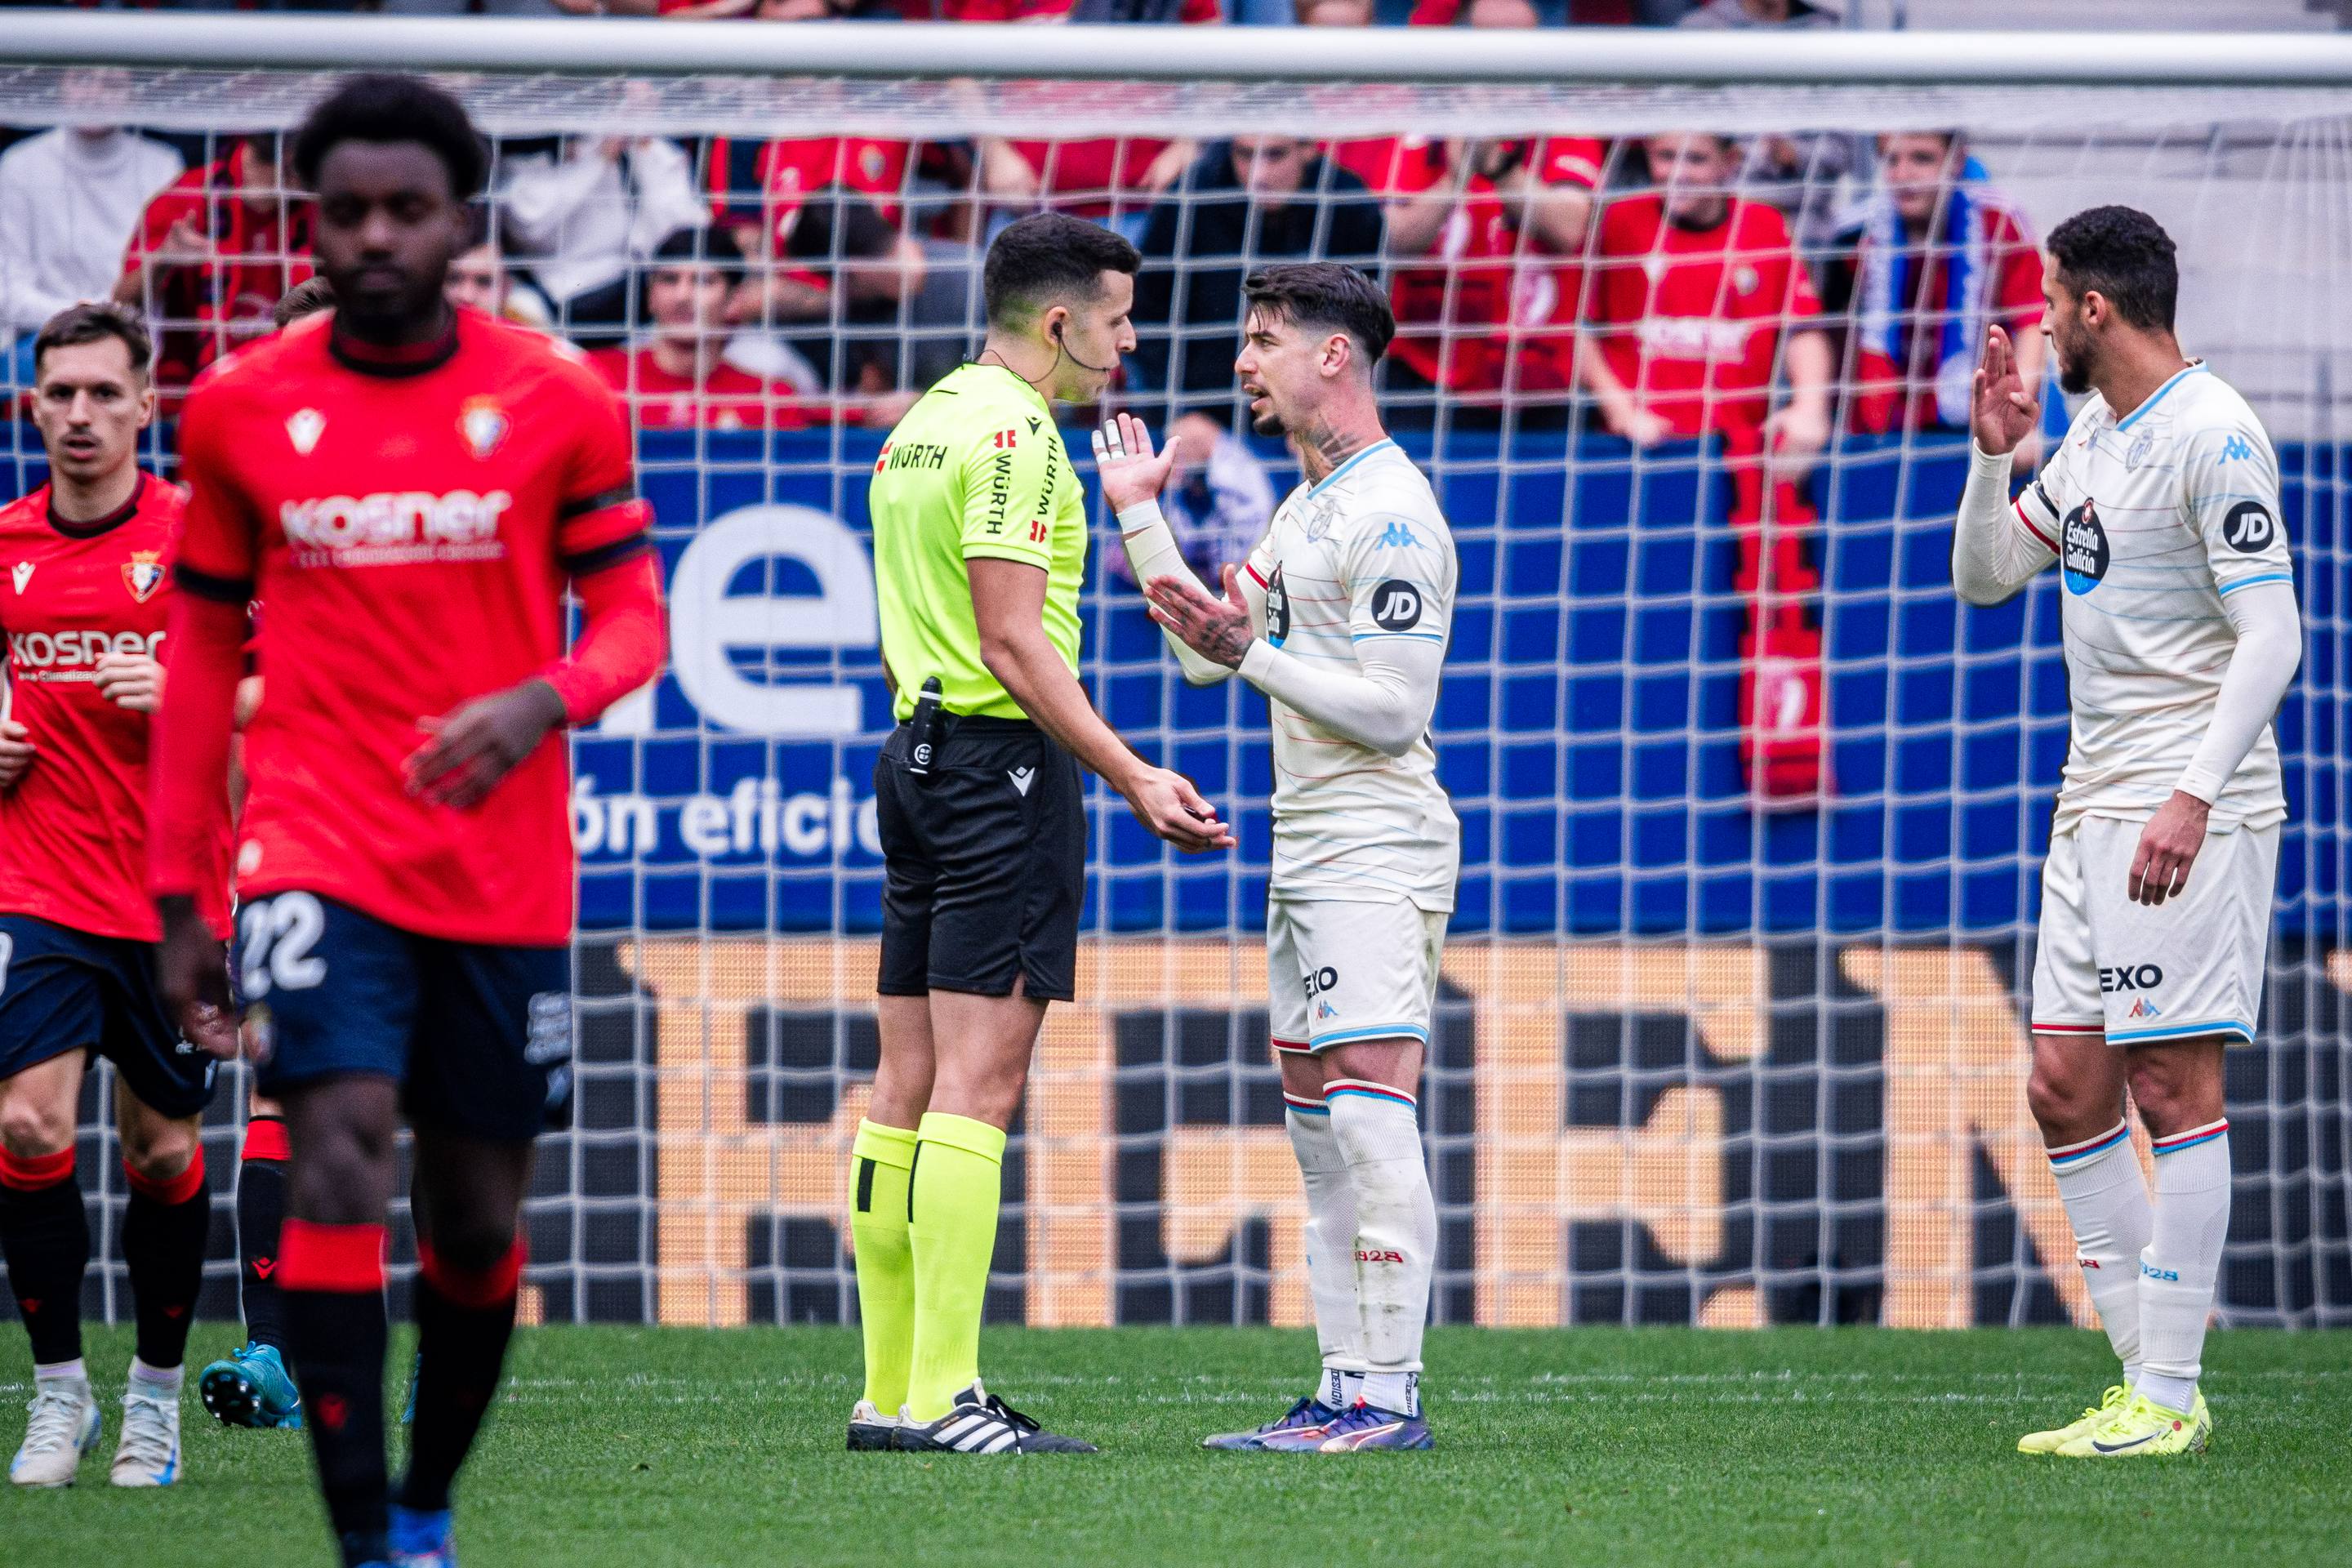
[1242, 262, 1395, 365]
[2047, 204, 2178, 332]
[292, 73, 487, 202]
[982, 214, 1141, 328]
[272, 274, 337, 329]
[32, 300, 153, 378]
[650, 224, 746, 282]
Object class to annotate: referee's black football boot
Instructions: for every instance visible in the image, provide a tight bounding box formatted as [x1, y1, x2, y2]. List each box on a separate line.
[895, 1383, 1098, 1454]
[846, 1399, 902, 1452]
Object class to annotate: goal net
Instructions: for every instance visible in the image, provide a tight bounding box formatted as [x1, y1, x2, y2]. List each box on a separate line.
[2, 21, 2346, 1332]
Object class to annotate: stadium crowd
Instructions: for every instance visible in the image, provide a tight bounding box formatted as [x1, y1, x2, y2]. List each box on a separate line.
[2, 0, 2047, 579]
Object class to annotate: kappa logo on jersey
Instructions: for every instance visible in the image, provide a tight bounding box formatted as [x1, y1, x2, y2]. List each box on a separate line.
[122, 550, 165, 603]
[286, 408, 326, 456]
[458, 398, 510, 461]
[1378, 521, 1420, 550]
[2061, 499, 2109, 595]
[279, 489, 514, 567]
[1264, 564, 1290, 643]
[2221, 500, 2278, 554]
[8, 562, 29, 594]
[1370, 579, 1425, 631]
[2221, 435, 2256, 463]
[2126, 996, 2163, 1020]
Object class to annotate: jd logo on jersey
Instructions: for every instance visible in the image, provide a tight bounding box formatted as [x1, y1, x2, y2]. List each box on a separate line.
[2061, 500, 2109, 595]
[1370, 580, 1423, 631]
[1264, 564, 1290, 644]
[2221, 500, 2277, 555]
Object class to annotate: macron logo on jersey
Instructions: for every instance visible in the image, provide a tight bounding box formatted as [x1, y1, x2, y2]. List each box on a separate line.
[9, 563, 30, 594]
[279, 490, 514, 568]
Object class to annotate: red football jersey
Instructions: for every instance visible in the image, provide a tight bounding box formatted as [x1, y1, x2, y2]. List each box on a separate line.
[164, 311, 653, 946]
[121, 149, 316, 393]
[1332, 136, 1512, 393]
[1587, 194, 1823, 439]
[0, 474, 225, 941]
[586, 345, 822, 432]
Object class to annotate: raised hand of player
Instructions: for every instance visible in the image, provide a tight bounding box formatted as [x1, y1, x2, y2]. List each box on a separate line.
[94, 650, 164, 714]
[1144, 566, 1254, 670]
[0, 718, 31, 790]
[1092, 413, 1178, 514]
[405, 679, 568, 810]
[155, 894, 238, 1060]
[2128, 789, 2211, 907]
[1119, 762, 1235, 855]
[1971, 323, 2041, 456]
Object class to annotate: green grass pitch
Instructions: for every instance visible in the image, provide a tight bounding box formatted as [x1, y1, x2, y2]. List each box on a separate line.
[12, 1324, 2351, 1566]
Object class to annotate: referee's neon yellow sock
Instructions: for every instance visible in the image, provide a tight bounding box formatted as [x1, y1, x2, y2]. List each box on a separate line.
[849, 1119, 920, 1414]
[904, 1111, 1007, 1423]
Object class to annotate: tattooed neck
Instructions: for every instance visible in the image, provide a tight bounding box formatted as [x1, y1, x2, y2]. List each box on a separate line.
[1295, 417, 1377, 486]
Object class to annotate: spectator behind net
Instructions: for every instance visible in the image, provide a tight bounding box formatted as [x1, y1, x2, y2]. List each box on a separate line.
[497, 118, 709, 348]
[588, 225, 821, 430]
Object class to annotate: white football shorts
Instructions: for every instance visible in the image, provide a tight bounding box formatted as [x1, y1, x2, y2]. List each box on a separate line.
[2031, 814, 2278, 1048]
[1267, 896, 1449, 1056]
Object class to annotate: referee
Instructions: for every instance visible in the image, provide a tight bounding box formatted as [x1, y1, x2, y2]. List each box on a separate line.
[849, 214, 1232, 1456]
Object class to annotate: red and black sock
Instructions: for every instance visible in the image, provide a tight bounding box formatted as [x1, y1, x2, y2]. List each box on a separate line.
[282, 1218, 390, 1568]
[237, 1116, 290, 1350]
[0, 1147, 87, 1368]
[400, 1236, 523, 1514]
[122, 1147, 212, 1372]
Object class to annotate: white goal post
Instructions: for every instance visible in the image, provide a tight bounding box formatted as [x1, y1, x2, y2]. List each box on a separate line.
[2, 16, 2348, 1333]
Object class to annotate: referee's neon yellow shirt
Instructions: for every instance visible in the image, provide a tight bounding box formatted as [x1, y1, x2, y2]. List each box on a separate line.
[868, 362, 1088, 723]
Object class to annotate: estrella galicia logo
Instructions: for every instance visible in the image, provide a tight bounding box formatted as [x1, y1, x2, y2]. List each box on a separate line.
[1264, 564, 1290, 644]
[2061, 499, 2109, 595]
[1370, 579, 1424, 631]
[2221, 500, 2277, 555]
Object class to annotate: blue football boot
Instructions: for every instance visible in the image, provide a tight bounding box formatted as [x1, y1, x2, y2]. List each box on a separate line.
[390, 1503, 457, 1567]
[1315, 1400, 1433, 1452]
[198, 1343, 304, 1431]
[1200, 1396, 1345, 1452]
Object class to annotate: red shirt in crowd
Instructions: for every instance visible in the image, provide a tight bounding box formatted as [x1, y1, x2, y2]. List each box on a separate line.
[708, 134, 915, 241]
[586, 345, 822, 431]
[119, 145, 314, 392]
[153, 311, 663, 947]
[0, 474, 228, 940]
[1846, 198, 2042, 434]
[1586, 193, 1823, 438]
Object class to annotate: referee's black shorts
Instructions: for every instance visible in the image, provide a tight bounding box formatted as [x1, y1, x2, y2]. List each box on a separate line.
[874, 714, 1085, 1003]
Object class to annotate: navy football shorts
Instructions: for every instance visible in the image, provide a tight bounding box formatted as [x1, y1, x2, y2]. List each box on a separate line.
[235, 891, 572, 1143]
[0, 912, 217, 1119]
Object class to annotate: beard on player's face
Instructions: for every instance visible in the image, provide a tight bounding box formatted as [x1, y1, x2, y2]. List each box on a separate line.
[2052, 317, 2096, 395]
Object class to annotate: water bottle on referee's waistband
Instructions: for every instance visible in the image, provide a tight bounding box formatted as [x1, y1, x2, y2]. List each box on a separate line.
[904, 676, 944, 778]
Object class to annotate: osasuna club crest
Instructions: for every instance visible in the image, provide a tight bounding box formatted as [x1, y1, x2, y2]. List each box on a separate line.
[122, 550, 166, 603]
[286, 408, 326, 456]
[460, 398, 510, 461]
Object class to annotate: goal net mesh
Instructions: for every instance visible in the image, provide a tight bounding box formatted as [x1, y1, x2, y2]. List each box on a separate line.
[2, 54, 2346, 1332]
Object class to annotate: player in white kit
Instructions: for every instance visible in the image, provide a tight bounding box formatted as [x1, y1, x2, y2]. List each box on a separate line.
[1097, 263, 1458, 1454]
[1951, 207, 2300, 1458]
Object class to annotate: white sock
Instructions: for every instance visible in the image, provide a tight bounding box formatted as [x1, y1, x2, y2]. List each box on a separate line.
[1326, 1079, 1434, 1419]
[1285, 1091, 1365, 1407]
[2047, 1119, 2153, 1385]
[127, 1357, 183, 1394]
[33, 1358, 87, 1388]
[2136, 1117, 2231, 1413]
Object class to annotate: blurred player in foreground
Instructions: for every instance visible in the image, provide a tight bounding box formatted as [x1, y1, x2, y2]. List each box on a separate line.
[1102, 262, 1459, 1453]
[195, 273, 337, 1436]
[1953, 207, 2299, 1458]
[0, 302, 225, 1490]
[149, 74, 664, 1566]
[854, 214, 1232, 1458]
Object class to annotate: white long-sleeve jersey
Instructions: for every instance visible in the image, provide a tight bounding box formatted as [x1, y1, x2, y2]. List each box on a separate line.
[1955, 363, 2300, 831]
[1239, 439, 1461, 911]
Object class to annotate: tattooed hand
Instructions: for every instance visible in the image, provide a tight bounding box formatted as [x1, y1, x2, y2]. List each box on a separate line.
[1145, 566, 1254, 670]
